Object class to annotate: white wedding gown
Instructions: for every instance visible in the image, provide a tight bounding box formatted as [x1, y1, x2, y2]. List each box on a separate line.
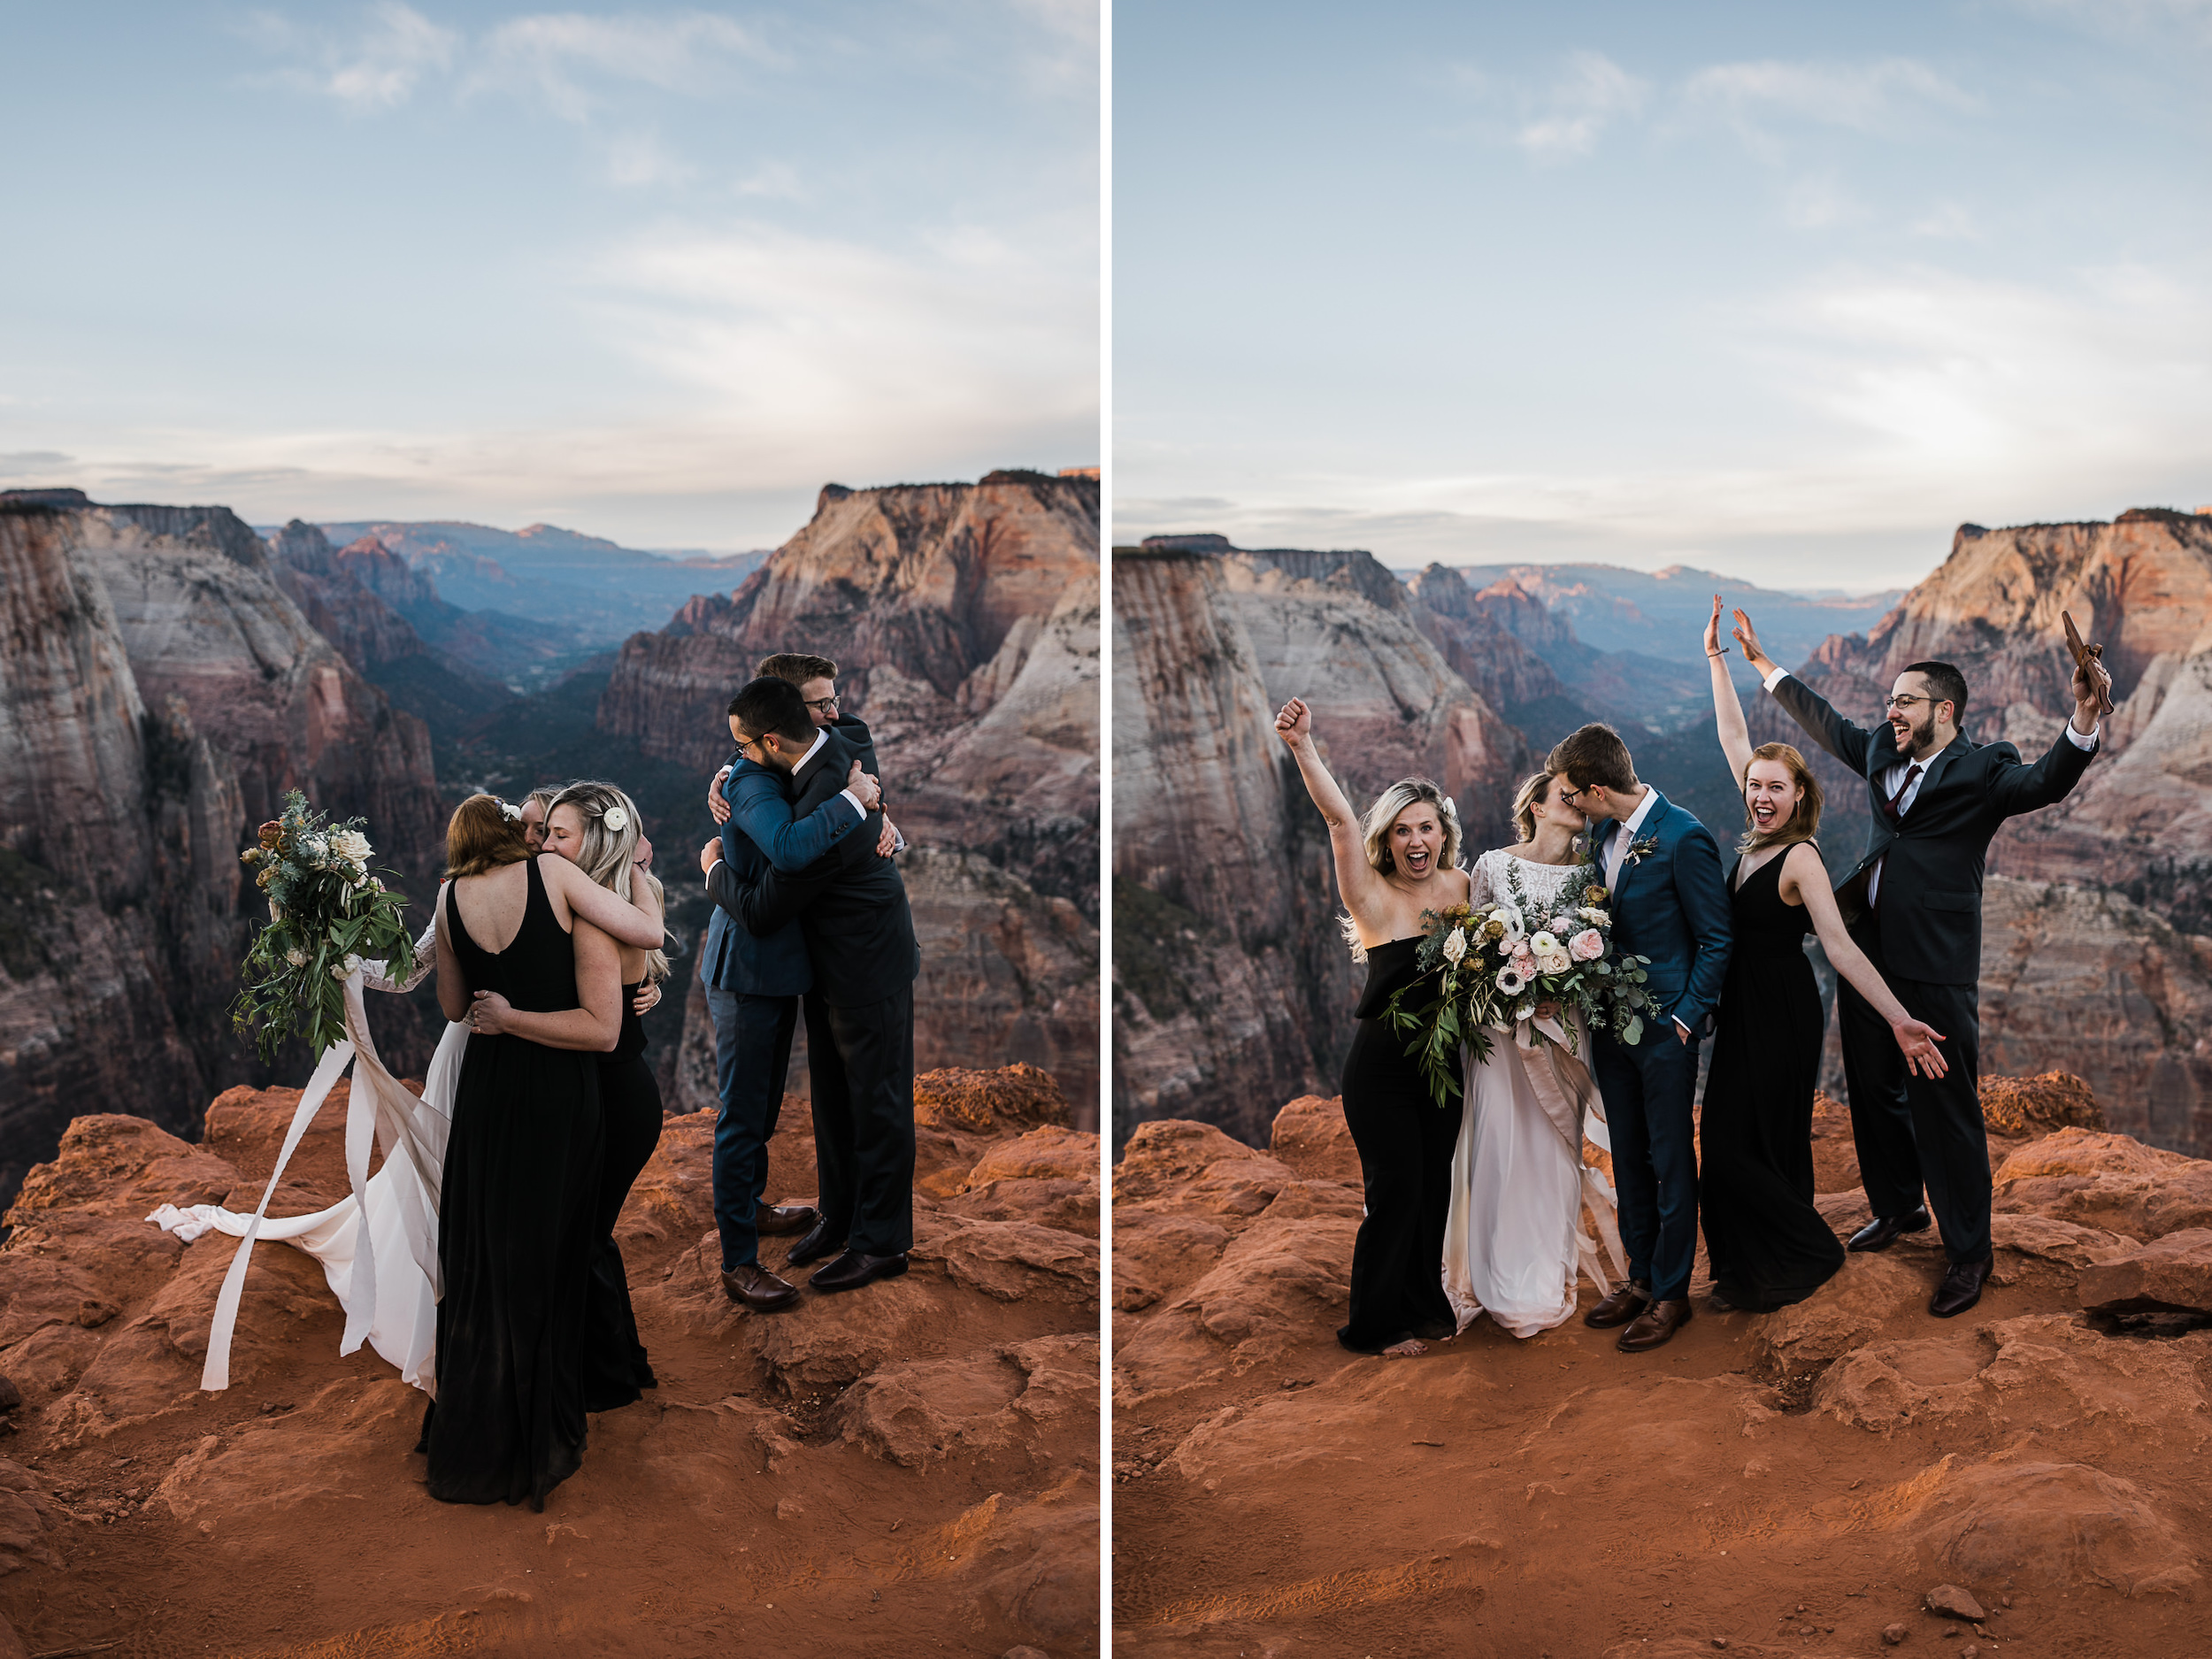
[1442, 850, 1626, 1339]
[149, 921, 457, 1394]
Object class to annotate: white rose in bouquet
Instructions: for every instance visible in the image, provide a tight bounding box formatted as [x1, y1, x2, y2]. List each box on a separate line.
[1441, 926, 1468, 965]
[1578, 905, 1610, 926]
[330, 829, 372, 863]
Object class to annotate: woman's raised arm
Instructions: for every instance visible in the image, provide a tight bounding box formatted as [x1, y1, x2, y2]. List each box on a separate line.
[1707, 595, 1754, 785]
[1782, 844, 1949, 1079]
[539, 854, 664, 949]
[1275, 698, 1386, 925]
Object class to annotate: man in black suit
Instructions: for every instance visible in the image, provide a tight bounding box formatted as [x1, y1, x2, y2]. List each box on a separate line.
[714, 674, 921, 1294]
[1735, 612, 2111, 1317]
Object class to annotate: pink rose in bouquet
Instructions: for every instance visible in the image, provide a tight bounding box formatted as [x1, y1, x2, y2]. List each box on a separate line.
[1570, 928, 1604, 962]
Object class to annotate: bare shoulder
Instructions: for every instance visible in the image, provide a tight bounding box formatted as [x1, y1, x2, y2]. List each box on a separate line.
[1781, 840, 1829, 886]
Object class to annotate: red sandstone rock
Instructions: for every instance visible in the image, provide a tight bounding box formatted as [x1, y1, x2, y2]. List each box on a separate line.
[2077, 1228, 2212, 1314]
[1993, 1127, 2212, 1239]
[0, 1064, 1097, 1655]
[1268, 1094, 1360, 1185]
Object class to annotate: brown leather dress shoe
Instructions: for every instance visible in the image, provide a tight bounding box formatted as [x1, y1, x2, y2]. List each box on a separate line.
[809, 1249, 909, 1294]
[755, 1203, 820, 1238]
[720, 1263, 800, 1312]
[1929, 1255, 1993, 1318]
[1617, 1297, 1693, 1353]
[1583, 1281, 1651, 1329]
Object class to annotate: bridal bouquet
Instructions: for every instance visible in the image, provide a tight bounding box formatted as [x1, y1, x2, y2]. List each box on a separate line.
[231, 791, 415, 1061]
[1384, 867, 1652, 1108]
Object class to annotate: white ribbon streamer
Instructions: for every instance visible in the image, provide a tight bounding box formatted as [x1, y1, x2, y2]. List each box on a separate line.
[165, 925, 456, 1394]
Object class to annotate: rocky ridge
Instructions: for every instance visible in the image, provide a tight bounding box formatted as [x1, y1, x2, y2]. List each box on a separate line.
[603, 472, 1102, 1122]
[0, 1063, 1098, 1656]
[0, 494, 444, 1199]
[1113, 1075, 2212, 1656]
[1111, 539, 1531, 1149]
[1767, 509, 2212, 1155]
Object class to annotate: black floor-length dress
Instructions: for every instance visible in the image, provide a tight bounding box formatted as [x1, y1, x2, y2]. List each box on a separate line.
[582, 982, 663, 1412]
[1337, 937, 1462, 1353]
[427, 859, 604, 1509]
[1698, 850, 1847, 1311]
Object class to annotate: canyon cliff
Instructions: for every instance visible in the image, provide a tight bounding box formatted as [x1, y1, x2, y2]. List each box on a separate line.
[0, 1064, 1098, 1655]
[1111, 539, 1528, 1148]
[0, 494, 446, 1198]
[1763, 510, 2212, 1154]
[601, 472, 1102, 1122]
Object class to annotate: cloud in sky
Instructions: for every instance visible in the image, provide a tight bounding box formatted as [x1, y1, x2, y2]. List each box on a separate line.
[4, 4, 1096, 545]
[1514, 51, 1648, 158]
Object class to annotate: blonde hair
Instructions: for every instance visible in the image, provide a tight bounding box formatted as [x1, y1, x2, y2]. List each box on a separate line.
[1338, 779, 1464, 959]
[1509, 771, 1555, 843]
[547, 780, 669, 983]
[445, 795, 533, 879]
[1740, 742, 1824, 855]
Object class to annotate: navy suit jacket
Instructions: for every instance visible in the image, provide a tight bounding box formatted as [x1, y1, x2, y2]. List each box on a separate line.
[1590, 791, 1733, 1038]
[702, 723, 876, 996]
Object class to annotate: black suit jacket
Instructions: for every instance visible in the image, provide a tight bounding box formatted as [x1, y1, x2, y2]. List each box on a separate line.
[723, 726, 920, 1008]
[1771, 673, 2098, 986]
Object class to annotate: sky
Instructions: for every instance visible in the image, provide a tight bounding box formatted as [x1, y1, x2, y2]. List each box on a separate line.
[0, 1, 1098, 550]
[1114, 0, 2212, 590]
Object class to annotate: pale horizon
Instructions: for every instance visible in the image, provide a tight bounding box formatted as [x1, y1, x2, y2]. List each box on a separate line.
[1116, 1, 2212, 590]
[0, 2, 1099, 551]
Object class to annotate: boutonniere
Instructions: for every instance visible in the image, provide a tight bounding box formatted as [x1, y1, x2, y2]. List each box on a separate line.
[1623, 834, 1660, 868]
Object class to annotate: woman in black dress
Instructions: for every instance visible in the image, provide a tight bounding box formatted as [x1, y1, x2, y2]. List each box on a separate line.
[1276, 697, 1469, 1356]
[1699, 599, 1950, 1311]
[544, 780, 668, 1412]
[429, 794, 663, 1509]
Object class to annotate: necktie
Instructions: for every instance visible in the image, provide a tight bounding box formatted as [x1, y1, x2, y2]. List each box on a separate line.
[1870, 763, 1923, 911]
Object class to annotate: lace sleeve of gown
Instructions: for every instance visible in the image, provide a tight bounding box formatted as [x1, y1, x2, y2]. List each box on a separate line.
[1465, 849, 1498, 908]
[361, 918, 440, 995]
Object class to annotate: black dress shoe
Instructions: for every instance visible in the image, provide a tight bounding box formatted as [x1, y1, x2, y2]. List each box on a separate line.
[1930, 1255, 1993, 1318]
[1847, 1208, 1932, 1253]
[720, 1263, 800, 1312]
[786, 1219, 845, 1267]
[756, 1203, 820, 1239]
[809, 1249, 909, 1294]
[1583, 1280, 1651, 1329]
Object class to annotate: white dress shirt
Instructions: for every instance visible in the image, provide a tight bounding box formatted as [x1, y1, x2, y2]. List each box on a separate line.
[1759, 664, 2098, 906]
[1601, 785, 1660, 892]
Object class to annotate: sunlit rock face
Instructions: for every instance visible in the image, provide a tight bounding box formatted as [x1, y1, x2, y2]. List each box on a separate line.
[1110, 540, 1530, 1151]
[0, 495, 447, 1198]
[599, 472, 1102, 1126]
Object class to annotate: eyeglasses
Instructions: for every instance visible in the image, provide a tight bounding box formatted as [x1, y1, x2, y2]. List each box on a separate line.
[734, 730, 765, 757]
[1883, 694, 1943, 710]
[804, 694, 839, 714]
[1555, 784, 1586, 804]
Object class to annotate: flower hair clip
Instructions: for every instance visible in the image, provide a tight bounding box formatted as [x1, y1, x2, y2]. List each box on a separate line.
[497, 800, 523, 822]
[603, 805, 630, 832]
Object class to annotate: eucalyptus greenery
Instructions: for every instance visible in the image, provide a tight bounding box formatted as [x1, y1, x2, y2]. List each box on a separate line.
[230, 791, 416, 1063]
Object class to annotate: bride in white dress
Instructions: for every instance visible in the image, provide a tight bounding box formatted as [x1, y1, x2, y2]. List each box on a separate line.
[1443, 771, 1626, 1338]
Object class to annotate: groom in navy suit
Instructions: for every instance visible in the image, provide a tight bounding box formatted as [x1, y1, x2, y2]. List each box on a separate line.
[1550, 723, 1732, 1353]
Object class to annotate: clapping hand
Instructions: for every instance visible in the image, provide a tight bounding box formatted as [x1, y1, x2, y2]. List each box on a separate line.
[1891, 1016, 1949, 1079]
[1276, 697, 1312, 744]
[1704, 595, 1726, 657]
[707, 764, 733, 826]
[1731, 608, 1776, 676]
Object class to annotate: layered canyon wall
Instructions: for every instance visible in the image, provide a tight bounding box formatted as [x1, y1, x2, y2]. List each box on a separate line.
[0, 494, 446, 1195]
[600, 472, 1102, 1122]
[1110, 539, 1529, 1148]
